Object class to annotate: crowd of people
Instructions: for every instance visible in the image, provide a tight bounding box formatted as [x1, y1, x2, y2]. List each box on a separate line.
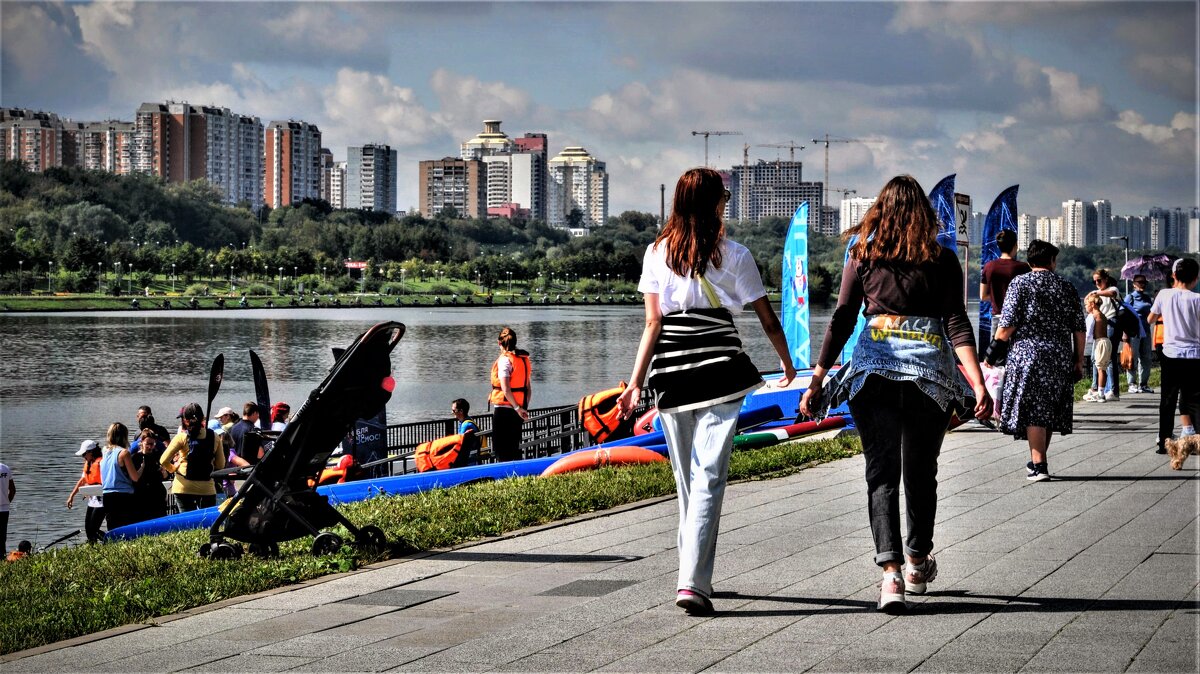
[54, 400, 294, 545]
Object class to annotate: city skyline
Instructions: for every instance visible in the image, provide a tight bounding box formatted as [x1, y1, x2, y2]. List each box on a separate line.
[3, 1, 1196, 216]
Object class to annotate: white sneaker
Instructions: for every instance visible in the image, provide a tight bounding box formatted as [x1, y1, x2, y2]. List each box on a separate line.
[1082, 390, 1100, 402]
[1104, 391, 1118, 402]
[1127, 385, 1140, 394]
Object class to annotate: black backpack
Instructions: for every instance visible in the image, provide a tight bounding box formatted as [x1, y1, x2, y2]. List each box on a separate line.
[1114, 302, 1142, 340]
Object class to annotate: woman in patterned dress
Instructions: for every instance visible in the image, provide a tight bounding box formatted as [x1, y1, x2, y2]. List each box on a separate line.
[986, 240, 1086, 481]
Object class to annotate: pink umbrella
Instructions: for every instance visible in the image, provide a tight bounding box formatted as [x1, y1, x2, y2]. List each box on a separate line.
[1120, 253, 1178, 281]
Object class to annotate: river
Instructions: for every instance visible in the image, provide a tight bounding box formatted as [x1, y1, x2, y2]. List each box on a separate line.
[0, 304, 838, 548]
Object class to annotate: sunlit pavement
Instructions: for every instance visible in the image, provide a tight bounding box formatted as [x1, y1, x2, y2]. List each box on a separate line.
[5, 396, 1196, 673]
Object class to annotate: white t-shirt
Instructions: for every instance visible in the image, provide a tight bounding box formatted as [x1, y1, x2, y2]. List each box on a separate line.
[0, 462, 10, 512]
[638, 239, 766, 314]
[1150, 287, 1200, 359]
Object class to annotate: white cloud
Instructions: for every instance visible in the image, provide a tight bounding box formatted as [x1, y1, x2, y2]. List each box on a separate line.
[428, 69, 533, 142]
[322, 69, 442, 148]
[1040, 67, 1107, 122]
[1114, 110, 1198, 145]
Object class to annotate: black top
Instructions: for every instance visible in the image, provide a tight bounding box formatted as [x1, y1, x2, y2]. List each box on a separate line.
[818, 246, 975, 368]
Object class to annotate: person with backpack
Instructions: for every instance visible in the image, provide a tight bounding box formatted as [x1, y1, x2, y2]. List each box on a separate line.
[1124, 274, 1155, 394]
[159, 402, 225, 511]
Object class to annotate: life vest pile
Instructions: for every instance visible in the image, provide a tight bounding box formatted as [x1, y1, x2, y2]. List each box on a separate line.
[578, 382, 635, 445]
[415, 433, 471, 472]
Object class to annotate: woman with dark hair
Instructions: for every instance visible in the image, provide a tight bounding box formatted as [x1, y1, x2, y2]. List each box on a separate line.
[801, 174, 991, 614]
[616, 167, 795, 616]
[489, 326, 532, 462]
[985, 239, 1086, 481]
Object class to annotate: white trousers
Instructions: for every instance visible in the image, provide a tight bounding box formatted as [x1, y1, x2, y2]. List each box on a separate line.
[659, 398, 743, 598]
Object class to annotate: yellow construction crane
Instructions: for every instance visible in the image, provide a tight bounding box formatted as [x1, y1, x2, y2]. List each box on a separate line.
[691, 130, 742, 167]
[811, 134, 881, 207]
[756, 141, 806, 163]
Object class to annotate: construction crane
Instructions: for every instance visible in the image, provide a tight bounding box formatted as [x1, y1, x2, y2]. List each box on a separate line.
[811, 134, 881, 209]
[691, 130, 742, 167]
[756, 141, 806, 163]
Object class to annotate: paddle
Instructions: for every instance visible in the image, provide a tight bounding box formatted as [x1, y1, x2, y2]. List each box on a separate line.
[205, 353, 225, 424]
[249, 350, 271, 431]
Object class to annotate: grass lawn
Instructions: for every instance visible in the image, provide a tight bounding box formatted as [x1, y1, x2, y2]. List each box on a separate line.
[0, 434, 860, 655]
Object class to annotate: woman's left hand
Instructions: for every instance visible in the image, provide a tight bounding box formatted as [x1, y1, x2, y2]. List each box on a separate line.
[972, 383, 993, 421]
[775, 365, 797, 388]
[616, 384, 640, 420]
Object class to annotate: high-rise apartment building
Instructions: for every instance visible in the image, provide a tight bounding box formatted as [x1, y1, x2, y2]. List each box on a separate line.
[319, 149, 334, 204]
[0, 109, 63, 171]
[547, 146, 608, 230]
[1017, 213, 1035, 250]
[418, 158, 487, 218]
[1062, 199, 1088, 247]
[1093, 199, 1111, 243]
[514, 133, 547, 221]
[727, 160, 824, 232]
[346, 144, 398, 212]
[839, 197, 875, 234]
[264, 120, 322, 209]
[329, 161, 346, 209]
[131, 102, 263, 208]
[76, 121, 136, 174]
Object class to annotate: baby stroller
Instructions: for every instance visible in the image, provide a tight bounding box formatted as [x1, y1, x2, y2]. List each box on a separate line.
[203, 322, 405, 560]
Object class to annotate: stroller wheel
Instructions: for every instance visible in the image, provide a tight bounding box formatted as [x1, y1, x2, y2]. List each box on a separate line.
[356, 525, 387, 550]
[198, 542, 214, 558]
[211, 543, 242, 561]
[248, 542, 280, 558]
[312, 532, 343, 557]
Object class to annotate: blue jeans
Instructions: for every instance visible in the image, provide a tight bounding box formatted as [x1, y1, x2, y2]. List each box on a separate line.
[659, 398, 742, 598]
[1126, 336, 1153, 389]
[1092, 324, 1119, 395]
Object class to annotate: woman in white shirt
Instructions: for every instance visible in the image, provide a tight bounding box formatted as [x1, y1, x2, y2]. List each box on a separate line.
[616, 167, 795, 616]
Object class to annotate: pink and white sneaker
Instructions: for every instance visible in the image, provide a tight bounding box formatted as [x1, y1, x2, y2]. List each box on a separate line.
[878, 572, 906, 613]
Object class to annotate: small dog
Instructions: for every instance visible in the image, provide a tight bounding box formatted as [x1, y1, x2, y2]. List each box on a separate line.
[1166, 435, 1200, 470]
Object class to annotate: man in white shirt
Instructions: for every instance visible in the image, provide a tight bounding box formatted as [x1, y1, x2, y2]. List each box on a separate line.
[1147, 257, 1200, 453]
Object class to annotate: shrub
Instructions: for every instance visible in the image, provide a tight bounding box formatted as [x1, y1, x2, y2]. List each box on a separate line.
[428, 283, 454, 296]
[379, 282, 411, 296]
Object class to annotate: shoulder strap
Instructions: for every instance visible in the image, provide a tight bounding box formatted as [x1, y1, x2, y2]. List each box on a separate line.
[697, 274, 721, 309]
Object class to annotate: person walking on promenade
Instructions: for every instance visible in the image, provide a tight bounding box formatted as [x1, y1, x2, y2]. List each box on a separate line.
[616, 168, 796, 616]
[1124, 274, 1155, 393]
[980, 229, 1031, 336]
[1146, 257, 1200, 454]
[66, 440, 106, 543]
[1090, 268, 1122, 401]
[489, 327, 532, 462]
[0, 460, 14, 555]
[160, 403, 226, 511]
[985, 240, 1085, 481]
[800, 174, 990, 614]
[99, 422, 144, 530]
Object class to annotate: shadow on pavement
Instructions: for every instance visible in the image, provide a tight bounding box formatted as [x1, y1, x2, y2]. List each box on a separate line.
[710, 591, 1199, 617]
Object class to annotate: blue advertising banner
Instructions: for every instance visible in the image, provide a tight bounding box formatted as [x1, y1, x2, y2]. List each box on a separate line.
[781, 202, 811, 369]
[838, 234, 869, 366]
[979, 185, 1020, 345]
[929, 174, 957, 252]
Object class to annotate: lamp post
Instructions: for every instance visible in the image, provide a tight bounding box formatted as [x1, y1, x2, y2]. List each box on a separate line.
[47, 261, 53, 292]
[127, 263, 132, 294]
[322, 266, 326, 283]
[293, 266, 297, 284]
[278, 267, 283, 293]
[209, 263, 214, 283]
[17, 260, 22, 294]
[229, 265, 233, 289]
[97, 262, 102, 293]
[171, 263, 176, 293]
[1110, 235, 1130, 294]
[506, 270, 512, 295]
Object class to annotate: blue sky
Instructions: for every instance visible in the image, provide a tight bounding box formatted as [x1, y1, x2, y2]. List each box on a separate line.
[2, 1, 1196, 217]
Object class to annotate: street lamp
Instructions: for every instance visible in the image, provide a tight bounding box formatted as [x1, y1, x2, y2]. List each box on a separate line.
[47, 261, 53, 292]
[229, 265, 233, 289]
[209, 263, 214, 282]
[507, 270, 512, 295]
[127, 263, 133, 294]
[1110, 235, 1130, 294]
[278, 267, 283, 292]
[17, 260, 22, 294]
[293, 266, 297, 284]
[97, 262, 102, 293]
[171, 263, 176, 293]
[322, 266, 326, 283]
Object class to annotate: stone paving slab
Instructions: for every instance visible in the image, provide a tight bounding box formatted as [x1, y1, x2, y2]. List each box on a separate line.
[4, 397, 1196, 673]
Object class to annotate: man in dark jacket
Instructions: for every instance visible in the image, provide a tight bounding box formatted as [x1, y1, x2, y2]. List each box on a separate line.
[1124, 274, 1155, 393]
[228, 402, 263, 464]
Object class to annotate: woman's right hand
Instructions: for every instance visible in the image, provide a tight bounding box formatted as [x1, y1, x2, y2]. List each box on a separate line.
[1072, 360, 1085, 382]
[66, 494, 74, 509]
[616, 384, 640, 420]
[798, 380, 823, 418]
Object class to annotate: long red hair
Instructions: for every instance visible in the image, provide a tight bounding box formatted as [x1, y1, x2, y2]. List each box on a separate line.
[654, 168, 726, 277]
[844, 175, 941, 264]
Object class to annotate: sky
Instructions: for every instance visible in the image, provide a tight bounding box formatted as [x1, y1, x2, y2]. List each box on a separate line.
[2, 1, 1197, 218]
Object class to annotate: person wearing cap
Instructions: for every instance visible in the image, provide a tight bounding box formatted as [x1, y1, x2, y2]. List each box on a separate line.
[66, 440, 107, 543]
[207, 419, 237, 498]
[216, 406, 239, 430]
[159, 402, 226, 511]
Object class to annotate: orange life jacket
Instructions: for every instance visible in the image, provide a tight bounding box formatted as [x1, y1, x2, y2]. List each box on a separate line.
[311, 455, 360, 487]
[415, 434, 468, 472]
[490, 351, 531, 408]
[6, 551, 28, 562]
[1153, 320, 1164, 348]
[83, 459, 101, 486]
[578, 382, 633, 445]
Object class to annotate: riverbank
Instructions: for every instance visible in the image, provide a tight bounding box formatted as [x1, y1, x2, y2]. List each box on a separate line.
[0, 435, 859, 655]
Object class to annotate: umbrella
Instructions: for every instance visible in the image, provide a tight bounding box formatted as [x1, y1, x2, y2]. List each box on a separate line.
[1120, 253, 1178, 281]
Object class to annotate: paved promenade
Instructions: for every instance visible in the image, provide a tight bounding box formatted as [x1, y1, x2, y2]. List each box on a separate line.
[6, 397, 1197, 672]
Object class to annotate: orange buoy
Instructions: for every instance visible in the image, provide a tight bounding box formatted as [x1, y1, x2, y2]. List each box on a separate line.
[540, 446, 667, 477]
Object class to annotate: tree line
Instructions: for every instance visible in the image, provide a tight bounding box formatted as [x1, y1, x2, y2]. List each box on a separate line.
[0, 160, 1149, 299]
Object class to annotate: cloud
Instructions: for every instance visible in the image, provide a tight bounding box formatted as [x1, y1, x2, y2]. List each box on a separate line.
[1039, 67, 1109, 122]
[1114, 110, 1197, 147]
[428, 69, 534, 142]
[0, 2, 112, 112]
[323, 69, 443, 148]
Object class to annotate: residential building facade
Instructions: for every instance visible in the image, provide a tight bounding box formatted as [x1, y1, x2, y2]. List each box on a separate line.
[346, 144, 398, 212]
[418, 158, 487, 218]
[264, 120, 322, 209]
[547, 146, 608, 230]
[726, 160, 824, 233]
[839, 196, 875, 234]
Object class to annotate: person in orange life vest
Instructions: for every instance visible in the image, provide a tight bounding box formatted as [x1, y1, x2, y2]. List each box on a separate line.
[489, 327, 532, 462]
[66, 439, 107, 543]
[0, 460, 12, 556]
[160, 403, 225, 512]
[6, 539, 31, 562]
